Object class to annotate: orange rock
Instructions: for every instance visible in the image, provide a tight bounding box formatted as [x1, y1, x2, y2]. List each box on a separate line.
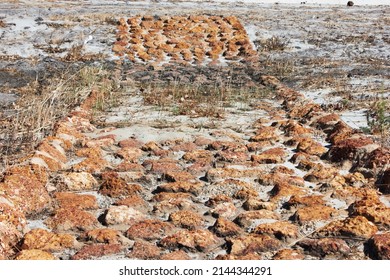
[54, 192, 98, 210]
[234, 210, 280, 229]
[0, 221, 23, 258]
[56, 172, 98, 191]
[269, 182, 306, 202]
[273, 249, 305, 260]
[227, 234, 281, 256]
[21, 228, 75, 251]
[15, 249, 58, 260]
[45, 208, 98, 232]
[251, 147, 287, 164]
[252, 221, 299, 240]
[103, 205, 147, 226]
[297, 238, 351, 258]
[127, 241, 161, 260]
[156, 181, 204, 195]
[348, 197, 390, 226]
[125, 219, 176, 241]
[114, 195, 149, 212]
[318, 216, 378, 239]
[169, 210, 205, 229]
[71, 244, 122, 260]
[160, 250, 191, 260]
[292, 205, 338, 224]
[159, 229, 221, 252]
[0, 166, 51, 215]
[367, 233, 390, 260]
[211, 218, 243, 237]
[82, 228, 123, 244]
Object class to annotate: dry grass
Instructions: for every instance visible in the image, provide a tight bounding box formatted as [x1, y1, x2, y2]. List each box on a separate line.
[254, 36, 289, 52]
[141, 80, 271, 118]
[0, 66, 120, 171]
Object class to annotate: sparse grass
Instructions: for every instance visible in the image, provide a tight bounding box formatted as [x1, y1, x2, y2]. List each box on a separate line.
[141, 80, 270, 118]
[254, 36, 289, 52]
[365, 97, 390, 146]
[0, 66, 120, 171]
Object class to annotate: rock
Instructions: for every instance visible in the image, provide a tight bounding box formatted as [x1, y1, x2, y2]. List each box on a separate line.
[73, 147, 109, 174]
[156, 181, 204, 195]
[163, 171, 197, 183]
[0, 198, 26, 230]
[15, 249, 58, 260]
[347, 1, 354, 7]
[209, 202, 238, 219]
[153, 194, 196, 215]
[71, 244, 122, 260]
[160, 250, 191, 260]
[234, 210, 280, 229]
[116, 147, 143, 163]
[208, 141, 248, 152]
[84, 138, 115, 149]
[281, 121, 313, 137]
[273, 249, 305, 260]
[104, 205, 147, 226]
[227, 234, 281, 255]
[366, 233, 390, 260]
[172, 142, 198, 152]
[45, 208, 98, 232]
[127, 241, 161, 259]
[115, 162, 145, 172]
[365, 147, 390, 169]
[284, 195, 325, 210]
[242, 198, 277, 211]
[205, 195, 233, 207]
[20, 228, 76, 251]
[56, 172, 98, 191]
[81, 228, 124, 244]
[327, 136, 376, 163]
[252, 221, 299, 241]
[159, 229, 221, 252]
[54, 192, 98, 210]
[114, 195, 149, 212]
[251, 147, 287, 164]
[125, 219, 176, 241]
[269, 182, 306, 202]
[304, 165, 338, 183]
[348, 197, 390, 226]
[169, 210, 205, 229]
[0, 221, 23, 258]
[317, 216, 378, 239]
[216, 151, 248, 163]
[379, 168, 390, 194]
[233, 186, 259, 200]
[249, 126, 279, 142]
[0, 166, 51, 215]
[296, 138, 327, 156]
[291, 205, 338, 224]
[297, 238, 351, 258]
[118, 138, 143, 148]
[327, 121, 354, 145]
[99, 172, 142, 198]
[211, 218, 243, 237]
[206, 168, 263, 182]
[313, 113, 340, 130]
[215, 253, 262, 260]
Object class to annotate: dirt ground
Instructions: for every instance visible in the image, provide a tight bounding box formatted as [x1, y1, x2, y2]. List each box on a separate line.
[0, 0, 389, 260]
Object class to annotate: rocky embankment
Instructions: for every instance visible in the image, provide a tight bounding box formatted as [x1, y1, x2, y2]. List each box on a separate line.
[1, 66, 389, 260]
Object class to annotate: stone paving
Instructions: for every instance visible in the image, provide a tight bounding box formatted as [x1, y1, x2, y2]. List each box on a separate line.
[0, 14, 389, 260]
